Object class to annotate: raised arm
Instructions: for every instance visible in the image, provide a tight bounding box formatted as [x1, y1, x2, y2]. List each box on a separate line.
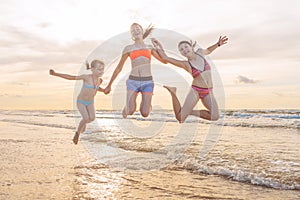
[151, 48, 168, 64]
[201, 36, 228, 55]
[159, 50, 189, 71]
[104, 48, 129, 94]
[151, 38, 190, 72]
[49, 69, 85, 80]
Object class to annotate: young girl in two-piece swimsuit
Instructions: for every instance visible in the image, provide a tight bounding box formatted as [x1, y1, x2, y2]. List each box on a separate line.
[49, 60, 105, 144]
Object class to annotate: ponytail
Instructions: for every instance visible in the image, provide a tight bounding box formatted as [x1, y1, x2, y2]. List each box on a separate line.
[143, 23, 154, 39]
[85, 60, 90, 70]
[191, 40, 197, 48]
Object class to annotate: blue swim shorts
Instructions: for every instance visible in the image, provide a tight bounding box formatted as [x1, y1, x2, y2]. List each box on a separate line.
[126, 79, 154, 94]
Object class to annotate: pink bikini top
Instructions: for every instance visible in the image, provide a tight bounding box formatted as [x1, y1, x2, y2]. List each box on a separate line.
[188, 53, 211, 78]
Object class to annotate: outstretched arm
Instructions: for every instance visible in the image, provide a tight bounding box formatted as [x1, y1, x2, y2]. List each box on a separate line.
[201, 36, 228, 55]
[151, 38, 190, 72]
[104, 50, 129, 94]
[49, 69, 85, 80]
[151, 49, 168, 64]
[97, 87, 105, 92]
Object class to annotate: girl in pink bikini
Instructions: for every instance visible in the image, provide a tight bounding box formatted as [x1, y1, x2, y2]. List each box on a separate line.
[151, 36, 228, 122]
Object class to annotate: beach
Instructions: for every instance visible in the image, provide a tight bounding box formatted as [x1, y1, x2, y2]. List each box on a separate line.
[0, 110, 299, 200]
[0, 120, 89, 199]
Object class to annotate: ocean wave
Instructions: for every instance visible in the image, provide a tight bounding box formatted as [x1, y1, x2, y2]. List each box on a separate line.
[226, 111, 300, 120]
[168, 157, 300, 190]
[1, 109, 299, 130]
[93, 111, 300, 129]
[79, 138, 300, 191]
[1, 119, 75, 130]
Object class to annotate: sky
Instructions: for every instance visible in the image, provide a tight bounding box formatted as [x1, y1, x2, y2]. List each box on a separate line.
[0, 0, 299, 110]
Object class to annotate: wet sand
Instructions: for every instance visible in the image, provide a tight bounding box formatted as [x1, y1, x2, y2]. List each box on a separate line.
[0, 121, 89, 199]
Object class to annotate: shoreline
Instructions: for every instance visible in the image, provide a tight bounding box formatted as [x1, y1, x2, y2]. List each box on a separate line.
[0, 111, 299, 199]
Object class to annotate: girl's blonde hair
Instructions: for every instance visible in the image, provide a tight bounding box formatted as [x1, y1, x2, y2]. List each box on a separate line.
[130, 23, 154, 40]
[178, 40, 197, 48]
[86, 60, 104, 70]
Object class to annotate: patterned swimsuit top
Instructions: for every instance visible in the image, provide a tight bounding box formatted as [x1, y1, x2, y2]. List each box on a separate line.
[188, 52, 211, 78]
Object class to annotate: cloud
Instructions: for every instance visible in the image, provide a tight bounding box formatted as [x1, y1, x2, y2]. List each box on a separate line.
[193, 19, 300, 61]
[236, 75, 258, 84]
[36, 22, 51, 29]
[0, 93, 9, 97]
[0, 25, 101, 70]
[0, 94, 23, 98]
[8, 82, 29, 86]
[273, 92, 283, 97]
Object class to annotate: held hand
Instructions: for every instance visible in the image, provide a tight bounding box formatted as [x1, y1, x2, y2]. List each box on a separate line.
[217, 36, 228, 47]
[151, 38, 162, 49]
[157, 48, 167, 58]
[97, 87, 105, 93]
[104, 86, 111, 95]
[151, 38, 165, 56]
[49, 69, 55, 75]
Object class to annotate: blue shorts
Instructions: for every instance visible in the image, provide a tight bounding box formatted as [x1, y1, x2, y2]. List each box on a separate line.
[126, 79, 154, 94]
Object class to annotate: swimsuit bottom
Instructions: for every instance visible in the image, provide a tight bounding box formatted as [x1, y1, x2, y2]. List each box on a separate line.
[77, 99, 94, 106]
[191, 85, 212, 99]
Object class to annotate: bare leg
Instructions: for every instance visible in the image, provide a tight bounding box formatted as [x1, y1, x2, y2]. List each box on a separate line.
[190, 92, 219, 121]
[74, 102, 91, 144]
[163, 86, 181, 118]
[79, 103, 96, 135]
[178, 88, 200, 122]
[86, 102, 96, 122]
[82, 125, 86, 133]
[122, 91, 138, 118]
[140, 93, 153, 117]
[164, 86, 199, 123]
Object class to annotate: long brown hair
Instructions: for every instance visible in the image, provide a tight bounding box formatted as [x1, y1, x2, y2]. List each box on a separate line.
[131, 23, 154, 39]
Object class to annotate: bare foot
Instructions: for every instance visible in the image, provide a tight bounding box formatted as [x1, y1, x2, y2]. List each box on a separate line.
[163, 85, 177, 94]
[73, 132, 80, 145]
[122, 108, 128, 118]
